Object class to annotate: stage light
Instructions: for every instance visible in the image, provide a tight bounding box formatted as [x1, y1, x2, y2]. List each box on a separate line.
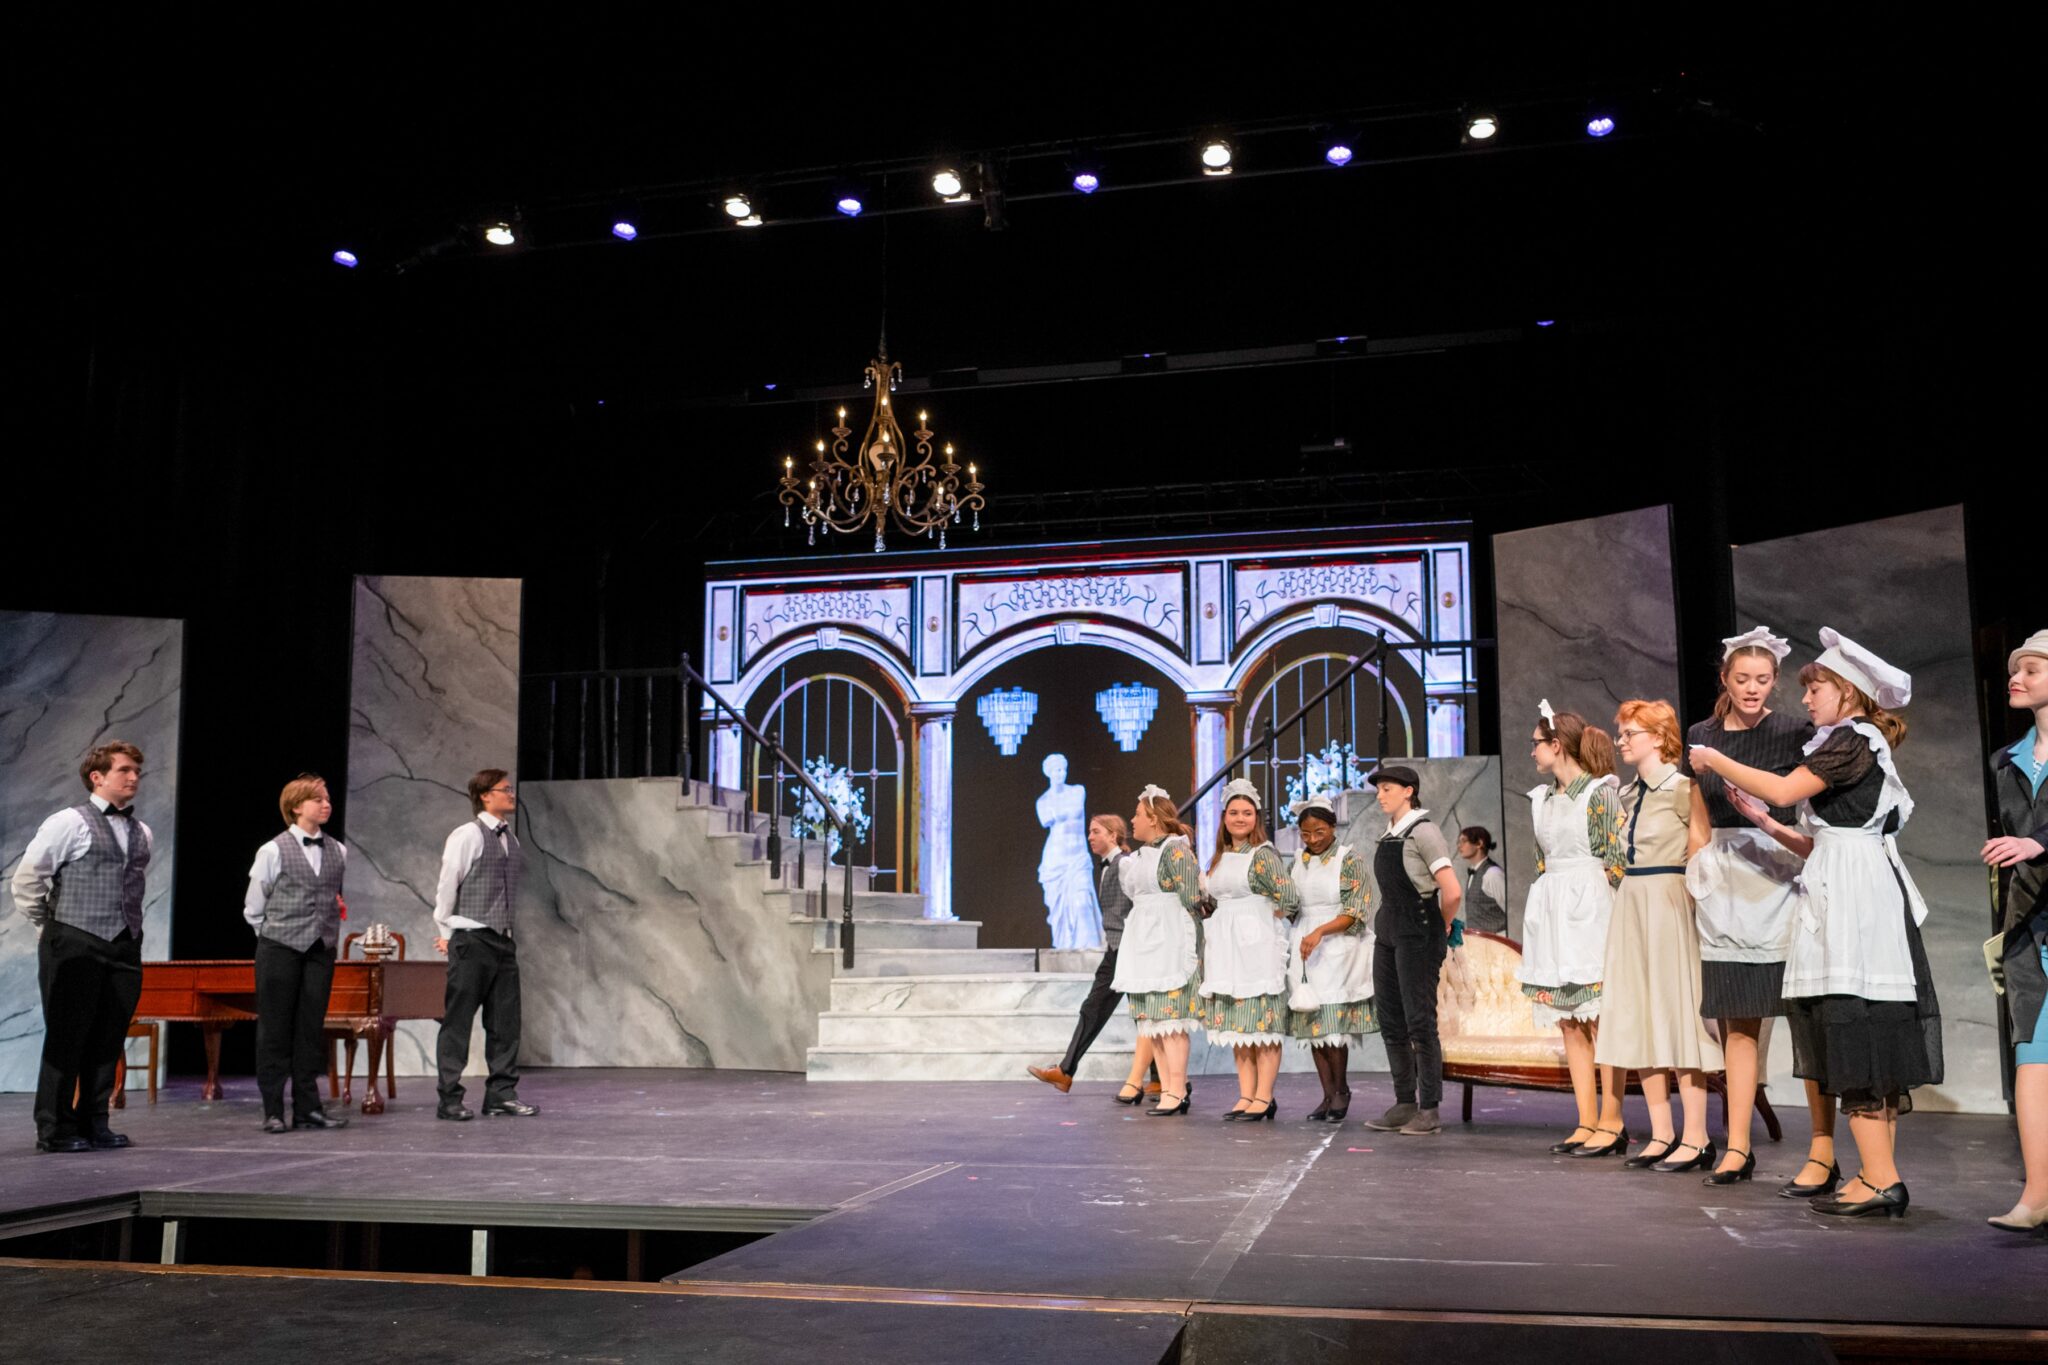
[932, 168, 964, 198]
[836, 196, 864, 216]
[724, 194, 753, 219]
[483, 222, 516, 246]
[1536, 319, 1556, 327]
[1586, 115, 1615, 138]
[1200, 139, 1233, 175]
[1072, 171, 1100, 194]
[611, 220, 638, 241]
[331, 249, 359, 268]
[1465, 114, 1498, 141]
[738, 214, 764, 227]
[1324, 142, 1354, 166]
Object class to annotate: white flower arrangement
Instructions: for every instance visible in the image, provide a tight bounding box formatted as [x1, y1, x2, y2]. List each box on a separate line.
[1280, 741, 1371, 827]
[790, 756, 872, 858]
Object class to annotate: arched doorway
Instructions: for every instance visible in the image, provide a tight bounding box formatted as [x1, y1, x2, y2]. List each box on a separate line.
[747, 657, 907, 892]
[1236, 625, 1426, 819]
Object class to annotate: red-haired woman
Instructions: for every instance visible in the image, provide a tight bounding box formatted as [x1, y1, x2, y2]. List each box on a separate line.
[1681, 627, 1827, 1189]
[1692, 629, 1941, 1218]
[1516, 703, 1629, 1156]
[1114, 786, 1204, 1116]
[1595, 699, 1723, 1172]
[1161, 778, 1299, 1121]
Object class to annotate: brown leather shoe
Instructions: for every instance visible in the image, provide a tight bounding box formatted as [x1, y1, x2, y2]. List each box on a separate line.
[1027, 1065, 1073, 1093]
[1145, 1080, 1163, 1096]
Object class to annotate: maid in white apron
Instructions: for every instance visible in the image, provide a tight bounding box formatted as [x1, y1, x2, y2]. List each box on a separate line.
[1515, 701, 1630, 1156]
[1692, 628, 1942, 1220]
[1680, 626, 1829, 1190]
[1283, 795, 1377, 1123]
[1162, 778, 1299, 1121]
[1113, 785, 1204, 1117]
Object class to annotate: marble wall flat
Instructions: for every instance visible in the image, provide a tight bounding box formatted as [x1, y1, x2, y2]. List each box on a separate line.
[1338, 760, 1507, 932]
[0, 611, 182, 1093]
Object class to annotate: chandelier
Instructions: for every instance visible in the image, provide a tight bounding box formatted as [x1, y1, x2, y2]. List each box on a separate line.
[777, 344, 987, 552]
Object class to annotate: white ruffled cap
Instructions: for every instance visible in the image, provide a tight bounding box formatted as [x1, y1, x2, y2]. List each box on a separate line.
[2010, 628, 2048, 675]
[1137, 783, 1173, 805]
[1289, 794, 1337, 822]
[1814, 627, 1912, 709]
[1221, 777, 1262, 809]
[1722, 625, 1792, 663]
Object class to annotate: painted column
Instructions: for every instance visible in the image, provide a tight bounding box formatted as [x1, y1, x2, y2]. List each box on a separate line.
[710, 721, 743, 793]
[1187, 691, 1235, 858]
[911, 703, 957, 921]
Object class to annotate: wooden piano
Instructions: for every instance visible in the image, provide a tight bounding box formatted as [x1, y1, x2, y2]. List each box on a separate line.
[135, 956, 445, 1114]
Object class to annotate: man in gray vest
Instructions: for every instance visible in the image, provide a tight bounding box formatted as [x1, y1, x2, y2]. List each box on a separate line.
[1456, 826, 1509, 935]
[11, 742, 152, 1153]
[432, 768, 535, 1120]
[243, 774, 349, 1133]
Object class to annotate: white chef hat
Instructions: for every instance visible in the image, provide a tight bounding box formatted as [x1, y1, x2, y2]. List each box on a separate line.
[1221, 777, 1262, 809]
[1289, 794, 1338, 823]
[1137, 783, 1173, 805]
[1722, 625, 1792, 663]
[1814, 627, 1912, 709]
[2010, 628, 2048, 676]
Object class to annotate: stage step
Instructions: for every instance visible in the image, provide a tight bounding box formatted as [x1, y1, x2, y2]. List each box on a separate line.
[777, 889, 925, 920]
[827, 947, 1040, 977]
[804, 918, 981, 950]
[828, 972, 1098, 1013]
[817, 1007, 1140, 1051]
[805, 1045, 1141, 1082]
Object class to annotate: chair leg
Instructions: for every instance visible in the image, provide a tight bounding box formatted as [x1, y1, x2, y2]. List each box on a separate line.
[1754, 1084, 1783, 1142]
[1462, 1082, 1474, 1123]
[147, 1024, 159, 1104]
[113, 1057, 127, 1110]
[385, 1028, 397, 1097]
[328, 1039, 343, 1101]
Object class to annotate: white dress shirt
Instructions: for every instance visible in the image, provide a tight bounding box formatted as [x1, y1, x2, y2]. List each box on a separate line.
[1467, 857, 1507, 905]
[10, 794, 155, 930]
[243, 827, 348, 931]
[433, 813, 509, 935]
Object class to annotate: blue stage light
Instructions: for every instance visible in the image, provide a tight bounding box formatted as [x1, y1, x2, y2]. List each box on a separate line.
[1072, 172, 1099, 194]
[611, 220, 638, 241]
[1586, 116, 1615, 138]
[836, 196, 864, 217]
[331, 249, 359, 268]
[1536, 320, 1556, 328]
[1325, 143, 1354, 166]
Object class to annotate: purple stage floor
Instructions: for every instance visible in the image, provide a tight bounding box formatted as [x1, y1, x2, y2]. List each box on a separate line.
[1, 1068, 2041, 1335]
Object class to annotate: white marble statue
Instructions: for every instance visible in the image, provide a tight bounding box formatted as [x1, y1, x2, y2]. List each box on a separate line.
[1036, 753, 1103, 949]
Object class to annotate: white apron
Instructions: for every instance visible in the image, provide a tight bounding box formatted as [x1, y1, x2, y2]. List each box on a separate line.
[1199, 845, 1289, 999]
[1109, 838, 1199, 995]
[1516, 778, 1617, 989]
[1289, 844, 1375, 1004]
[1783, 722, 1931, 1003]
[1686, 826, 1804, 963]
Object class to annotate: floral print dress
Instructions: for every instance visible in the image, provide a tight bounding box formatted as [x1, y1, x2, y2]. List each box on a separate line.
[1162, 839, 1300, 1045]
[1286, 845, 1378, 1046]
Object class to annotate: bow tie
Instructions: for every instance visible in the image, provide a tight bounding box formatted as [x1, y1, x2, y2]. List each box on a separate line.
[107, 806, 134, 818]
[301, 836, 324, 847]
[491, 825, 509, 837]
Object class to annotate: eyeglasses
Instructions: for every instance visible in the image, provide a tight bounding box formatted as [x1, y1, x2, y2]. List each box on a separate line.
[1614, 727, 1651, 742]
[489, 784, 515, 795]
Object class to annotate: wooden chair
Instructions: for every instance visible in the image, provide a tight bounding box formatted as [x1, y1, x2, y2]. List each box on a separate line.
[1438, 931, 1780, 1140]
[109, 1021, 160, 1108]
[325, 930, 406, 1108]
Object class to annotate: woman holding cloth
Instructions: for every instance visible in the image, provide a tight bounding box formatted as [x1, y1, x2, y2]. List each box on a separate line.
[1681, 627, 1830, 1189]
[1692, 629, 1942, 1218]
[1112, 786, 1205, 1117]
[1285, 795, 1376, 1122]
[1161, 778, 1299, 1121]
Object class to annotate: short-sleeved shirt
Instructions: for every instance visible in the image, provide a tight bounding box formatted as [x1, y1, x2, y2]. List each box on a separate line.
[1387, 810, 1453, 894]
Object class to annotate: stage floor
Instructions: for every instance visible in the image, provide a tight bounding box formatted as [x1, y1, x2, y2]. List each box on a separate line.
[1, 1068, 2041, 1347]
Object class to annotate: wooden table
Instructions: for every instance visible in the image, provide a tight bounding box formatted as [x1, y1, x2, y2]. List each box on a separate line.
[135, 958, 446, 1115]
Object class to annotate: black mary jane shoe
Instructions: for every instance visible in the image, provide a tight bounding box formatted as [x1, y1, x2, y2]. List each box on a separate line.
[1779, 1159, 1841, 1200]
[1112, 1086, 1146, 1107]
[1306, 1101, 1334, 1122]
[1145, 1092, 1191, 1117]
[1570, 1126, 1630, 1158]
[1652, 1140, 1716, 1174]
[1323, 1092, 1351, 1123]
[1241, 1099, 1277, 1123]
[1623, 1137, 1677, 1169]
[1812, 1175, 1909, 1220]
[1551, 1127, 1597, 1155]
[1703, 1149, 1756, 1186]
[1220, 1096, 1255, 1122]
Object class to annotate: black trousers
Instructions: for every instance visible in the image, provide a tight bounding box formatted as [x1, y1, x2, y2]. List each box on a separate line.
[1373, 919, 1449, 1109]
[35, 922, 143, 1142]
[438, 928, 522, 1106]
[255, 937, 336, 1120]
[1059, 947, 1125, 1075]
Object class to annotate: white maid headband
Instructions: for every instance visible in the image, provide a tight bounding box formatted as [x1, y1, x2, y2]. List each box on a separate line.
[1537, 698, 1556, 729]
[1722, 625, 1792, 663]
[1289, 794, 1337, 820]
[1137, 783, 1173, 805]
[1221, 777, 1262, 809]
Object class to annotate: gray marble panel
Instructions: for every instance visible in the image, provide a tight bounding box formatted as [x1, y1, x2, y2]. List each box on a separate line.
[0, 612, 182, 1092]
[1335, 758, 1508, 930]
[1493, 506, 1681, 920]
[518, 779, 830, 1071]
[1733, 504, 1995, 1112]
[343, 576, 519, 1074]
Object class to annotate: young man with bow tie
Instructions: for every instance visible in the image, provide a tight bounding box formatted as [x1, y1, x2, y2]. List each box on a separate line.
[431, 768, 536, 1121]
[11, 742, 153, 1154]
[243, 774, 349, 1133]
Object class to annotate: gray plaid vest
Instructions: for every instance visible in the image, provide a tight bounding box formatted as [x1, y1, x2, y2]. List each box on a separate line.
[260, 830, 345, 951]
[49, 802, 149, 939]
[453, 818, 521, 935]
[1463, 857, 1507, 934]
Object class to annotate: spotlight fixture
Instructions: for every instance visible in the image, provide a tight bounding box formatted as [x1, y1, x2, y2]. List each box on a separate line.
[835, 195, 864, 217]
[1463, 108, 1499, 142]
[1072, 171, 1100, 194]
[1200, 139, 1233, 175]
[931, 168, 964, 198]
[1324, 141, 1354, 167]
[611, 220, 638, 241]
[331, 249, 359, 268]
[723, 194, 753, 220]
[482, 222, 517, 246]
[737, 214, 764, 228]
[1585, 115, 1616, 138]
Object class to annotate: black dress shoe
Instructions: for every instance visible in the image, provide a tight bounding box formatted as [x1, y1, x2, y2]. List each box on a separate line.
[1779, 1160, 1842, 1200]
[261, 1116, 289, 1135]
[1570, 1126, 1630, 1158]
[482, 1098, 538, 1117]
[292, 1110, 349, 1130]
[436, 1104, 474, 1122]
[1551, 1128, 1597, 1154]
[1703, 1149, 1756, 1186]
[88, 1129, 131, 1149]
[1812, 1176, 1909, 1220]
[1652, 1139, 1717, 1174]
[35, 1136, 92, 1154]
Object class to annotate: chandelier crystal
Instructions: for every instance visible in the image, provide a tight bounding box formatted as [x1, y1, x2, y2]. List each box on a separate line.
[777, 343, 988, 552]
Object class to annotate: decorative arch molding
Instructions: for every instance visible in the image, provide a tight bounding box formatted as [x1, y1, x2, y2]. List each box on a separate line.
[731, 629, 918, 710]
[947, 619, 1202, 698]
[1224, 604, 1425, 693]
